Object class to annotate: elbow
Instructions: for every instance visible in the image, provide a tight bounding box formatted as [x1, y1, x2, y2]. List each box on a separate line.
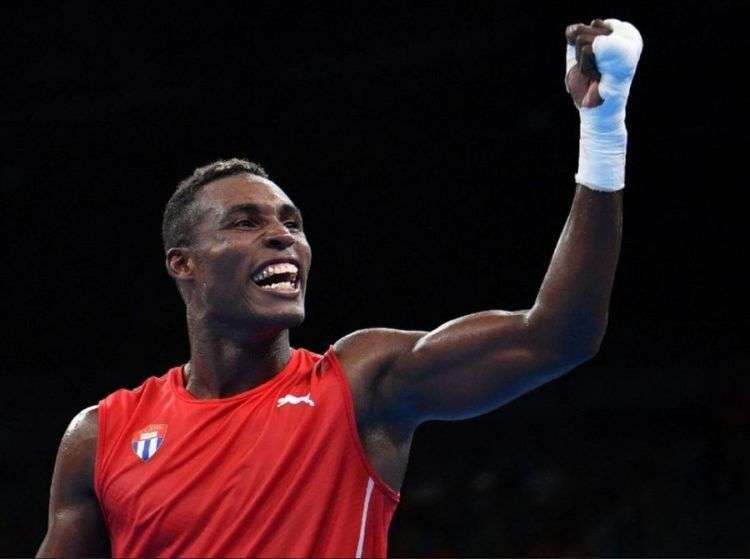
[567, 336, 603, 364]
[526, 308, 609, 367]
[545, 337, 601, 371]
[539, 327, 607, 368]
[558, 323, 607, 365]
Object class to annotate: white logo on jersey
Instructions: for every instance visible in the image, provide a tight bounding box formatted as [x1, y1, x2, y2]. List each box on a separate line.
[277, 393, 315, 407]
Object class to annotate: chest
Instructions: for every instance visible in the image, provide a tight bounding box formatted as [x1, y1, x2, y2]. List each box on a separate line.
[99, 376, 347, 536]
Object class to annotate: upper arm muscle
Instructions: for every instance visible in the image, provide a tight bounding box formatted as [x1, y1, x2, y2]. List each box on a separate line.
[37, 406, 110, 558]
[370, 311, 583, 423]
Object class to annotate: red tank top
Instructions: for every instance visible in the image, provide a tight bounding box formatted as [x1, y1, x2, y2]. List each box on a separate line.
[95, 346, 400, 558]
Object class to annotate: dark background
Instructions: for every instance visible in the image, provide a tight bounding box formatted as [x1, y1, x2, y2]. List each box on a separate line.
[2, 1, 748, 556]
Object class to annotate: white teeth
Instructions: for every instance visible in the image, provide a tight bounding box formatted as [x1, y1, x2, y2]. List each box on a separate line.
[260, 281, 297, 291]
[252, 262, 299, 282]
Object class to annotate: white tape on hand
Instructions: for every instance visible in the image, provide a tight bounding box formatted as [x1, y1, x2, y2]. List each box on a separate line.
[570, 19, 643, 191]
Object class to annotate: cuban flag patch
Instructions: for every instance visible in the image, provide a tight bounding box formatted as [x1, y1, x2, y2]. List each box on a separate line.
[132, 424, 167, 462]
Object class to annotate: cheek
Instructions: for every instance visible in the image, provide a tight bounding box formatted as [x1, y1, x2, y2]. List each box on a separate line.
[200, 243, 251, 284]
[299, 238, 312, 266]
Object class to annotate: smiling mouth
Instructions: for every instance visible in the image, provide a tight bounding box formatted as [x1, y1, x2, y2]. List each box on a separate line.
[251, 262, 301, 294]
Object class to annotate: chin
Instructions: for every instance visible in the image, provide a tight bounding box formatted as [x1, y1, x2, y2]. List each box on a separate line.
[279, 310, 305, 329]
[253, 307, 305, 331]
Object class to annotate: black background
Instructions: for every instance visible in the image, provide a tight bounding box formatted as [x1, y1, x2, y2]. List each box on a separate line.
[2, 1, 748, 556]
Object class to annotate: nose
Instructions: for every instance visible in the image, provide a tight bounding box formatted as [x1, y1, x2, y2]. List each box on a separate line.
[264, 222, 296, 250]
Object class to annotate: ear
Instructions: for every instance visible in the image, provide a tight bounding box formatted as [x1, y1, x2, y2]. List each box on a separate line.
[166, 247, 194, 281]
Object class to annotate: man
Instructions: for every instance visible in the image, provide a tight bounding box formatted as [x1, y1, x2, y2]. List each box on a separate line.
[38, 19, 642, 557]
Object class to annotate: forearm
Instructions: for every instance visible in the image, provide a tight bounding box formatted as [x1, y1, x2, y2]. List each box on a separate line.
[528, 185, 622, 356]
[524, 18, 641, 358]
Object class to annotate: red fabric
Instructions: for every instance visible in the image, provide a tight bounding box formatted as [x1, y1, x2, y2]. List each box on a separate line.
[95, 347, 400, 558]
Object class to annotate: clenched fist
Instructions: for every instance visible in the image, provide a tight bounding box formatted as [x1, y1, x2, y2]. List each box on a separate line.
[564, 18, 643, 190]
[565, 19, 642, 111]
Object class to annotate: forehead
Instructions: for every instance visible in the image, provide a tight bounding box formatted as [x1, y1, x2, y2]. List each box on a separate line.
[196, 173, 295, 215]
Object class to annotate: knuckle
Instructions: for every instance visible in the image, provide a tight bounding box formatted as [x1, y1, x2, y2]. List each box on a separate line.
[565, 23, 583, 36]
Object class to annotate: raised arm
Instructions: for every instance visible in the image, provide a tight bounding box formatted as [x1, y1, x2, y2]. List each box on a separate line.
[37, 406, 110, 558]
[336, 19, 642, 425]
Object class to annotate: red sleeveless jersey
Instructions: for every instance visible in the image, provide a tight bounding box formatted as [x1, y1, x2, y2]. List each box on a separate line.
[95, 347, 400, 558]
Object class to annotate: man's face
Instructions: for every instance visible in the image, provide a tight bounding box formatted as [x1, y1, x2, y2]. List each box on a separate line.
[182, 173, 311, 334]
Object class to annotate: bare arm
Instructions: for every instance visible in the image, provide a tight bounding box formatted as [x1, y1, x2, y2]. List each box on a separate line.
[336, 21, 633, 425]
[338, 186, 621, 422]
[529, 185, 622, 358]
[37, 406, 110, 558]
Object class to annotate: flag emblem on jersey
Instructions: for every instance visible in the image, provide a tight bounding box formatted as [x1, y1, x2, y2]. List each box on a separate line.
[132, 424, 167, 462]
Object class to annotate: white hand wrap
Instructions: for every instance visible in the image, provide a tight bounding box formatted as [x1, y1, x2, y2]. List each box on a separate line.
[566, 19, 643, 191]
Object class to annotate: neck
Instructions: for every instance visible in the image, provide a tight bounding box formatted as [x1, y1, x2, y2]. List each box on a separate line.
[184, 317, 292, 399]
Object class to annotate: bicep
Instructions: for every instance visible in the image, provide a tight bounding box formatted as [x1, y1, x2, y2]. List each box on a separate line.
[37, 406, 110, 558]
[381, 310, 582, 422]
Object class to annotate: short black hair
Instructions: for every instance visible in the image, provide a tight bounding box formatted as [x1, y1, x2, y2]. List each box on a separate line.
[162, 158, 269, 253]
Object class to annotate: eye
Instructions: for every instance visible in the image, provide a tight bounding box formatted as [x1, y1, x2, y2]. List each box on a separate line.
[235, 219, 259, 228]
[285, 220, 302, 230]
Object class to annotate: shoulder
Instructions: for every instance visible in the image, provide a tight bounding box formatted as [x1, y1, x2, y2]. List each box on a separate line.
[332, 328, 427, 410]
[333, 328, 427, 378]
[40, 406, 110, 557]
[55, 405, 99, 492]
[101, 370, 175, 409]
[63, 405, 99, 448]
